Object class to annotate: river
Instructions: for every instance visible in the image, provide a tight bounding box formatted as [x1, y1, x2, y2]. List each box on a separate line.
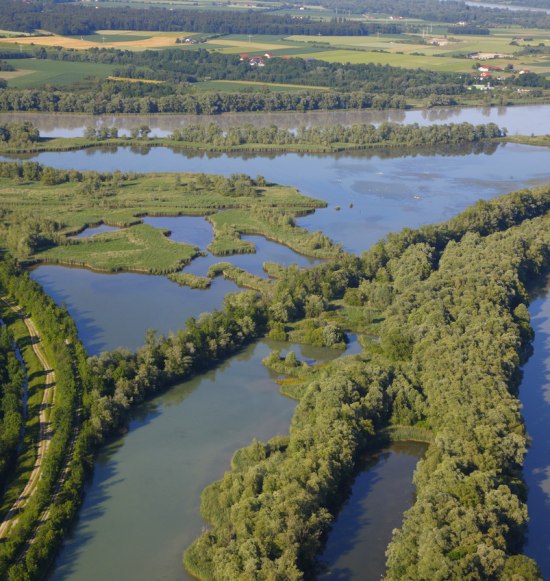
[20, 142, 550, 354]
[464, 0, 550, 14]
[8, 108, 547, 579]
[319, 442, 427, 581]
[520, 287, 550, 578]
[1, 104, 549, 137]
[48, 340, 333, 581]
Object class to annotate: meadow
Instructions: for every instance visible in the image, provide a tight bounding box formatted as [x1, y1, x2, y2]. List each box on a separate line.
[0, 59, 116, 88]
[0, 167, 335, 274]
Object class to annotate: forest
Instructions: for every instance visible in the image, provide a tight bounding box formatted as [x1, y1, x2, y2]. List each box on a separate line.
[1, 0, 550, 33]
[0, 2, 400, 37]
[299, 0, 550, 28]
[184, 183, 550, 580]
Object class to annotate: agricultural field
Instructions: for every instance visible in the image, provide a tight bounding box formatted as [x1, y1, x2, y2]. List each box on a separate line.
[193, 79, 328, 92]
[0, 58, 117, 88]
[290, 27, 550, 74]
[0, 30, 188, 50]
[2, 25, 549, 89]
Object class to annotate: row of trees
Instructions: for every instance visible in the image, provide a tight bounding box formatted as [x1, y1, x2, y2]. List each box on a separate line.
[0, 324, 24, 494]
[170, 122, 505, 147]
[0, 88, 409, 114]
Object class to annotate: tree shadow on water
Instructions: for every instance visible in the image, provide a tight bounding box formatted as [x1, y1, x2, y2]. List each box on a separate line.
[318, 450, 388, 581]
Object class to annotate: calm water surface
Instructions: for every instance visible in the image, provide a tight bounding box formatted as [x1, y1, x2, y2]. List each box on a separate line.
[8, 142, 550, 253]
[72, 224, 120, 238]
[143, 216, 319, 277]
[48, 338, 360, 581]
[320, 442, 426, 581]
[30, 266, 241, 355]
[1, 104, 549, 136]
[521, 289, 550, 577]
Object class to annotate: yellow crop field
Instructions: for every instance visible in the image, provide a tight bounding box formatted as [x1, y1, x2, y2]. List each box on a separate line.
[0, 30, 185, 50]
[107, 76, 165, 84]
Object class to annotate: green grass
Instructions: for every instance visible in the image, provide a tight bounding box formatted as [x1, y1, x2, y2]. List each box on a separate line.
[68, 33, 151, 43]
[35, 224, 201, 274]
[4, 58, 116, 88]
[208, 209, 340, 259]
[166, 272, 211, 289]
[299, 49, 472, 71]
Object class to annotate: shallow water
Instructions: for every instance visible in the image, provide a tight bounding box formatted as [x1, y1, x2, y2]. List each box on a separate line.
[8, 142, 550, 254]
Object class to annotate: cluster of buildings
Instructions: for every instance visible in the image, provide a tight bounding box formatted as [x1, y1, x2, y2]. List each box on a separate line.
[239, 53, 273, 66]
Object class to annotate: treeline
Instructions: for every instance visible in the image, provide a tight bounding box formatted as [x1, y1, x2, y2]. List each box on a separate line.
[182, 183, 550, 579]
[0, 324, 24, 494]
[381, 214, 548, 579]
[0, 255, 92, 580]
[170, 122, 505, 147]
[0, 1, 400, 36]
[310, 0, 550, 28]
[85, 252, 361, 438]
[0, 87, 408, 114]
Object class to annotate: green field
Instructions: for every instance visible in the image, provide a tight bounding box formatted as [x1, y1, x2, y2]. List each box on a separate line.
[0, 58, 116, 88]
[38, 224, 201, 274]
[289, 27, 550, 74]
[69, 33, 151, 43]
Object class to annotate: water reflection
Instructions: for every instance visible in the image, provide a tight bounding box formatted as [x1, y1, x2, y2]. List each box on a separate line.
[30, 266, 241, 355]
[1, 104, 549, 137]
[72, 224, 120, 238]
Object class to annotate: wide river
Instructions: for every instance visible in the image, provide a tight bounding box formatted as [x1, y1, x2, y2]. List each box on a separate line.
[1, 103, 550, 137]
[2, 107, 547, 580]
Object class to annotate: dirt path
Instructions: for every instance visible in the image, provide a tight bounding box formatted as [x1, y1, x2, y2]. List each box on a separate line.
[0, 297, 55, 539]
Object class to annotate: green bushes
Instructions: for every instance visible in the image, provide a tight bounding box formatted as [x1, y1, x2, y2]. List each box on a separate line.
[183, 185, 550, 580]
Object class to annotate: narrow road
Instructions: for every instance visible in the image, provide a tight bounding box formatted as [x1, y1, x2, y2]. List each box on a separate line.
[0, 297, 55, 539]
